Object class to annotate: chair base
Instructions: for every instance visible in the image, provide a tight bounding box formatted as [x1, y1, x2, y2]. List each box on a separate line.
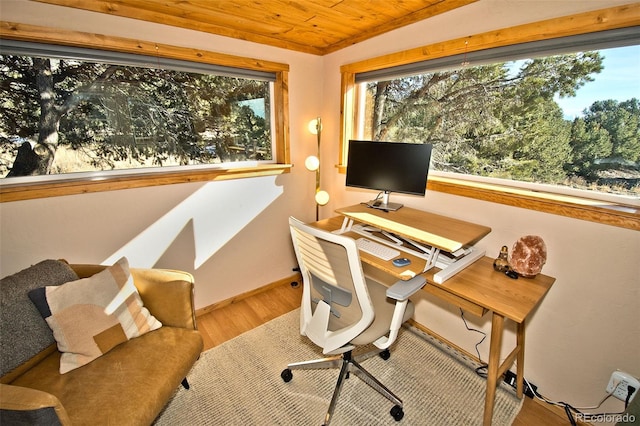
[281, 349, 404, 425]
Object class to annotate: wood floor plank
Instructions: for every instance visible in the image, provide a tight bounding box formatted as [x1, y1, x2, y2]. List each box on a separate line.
[513, 398, 573, 426]
[244, 283, 301, 322]
[195, 281, 560, 425]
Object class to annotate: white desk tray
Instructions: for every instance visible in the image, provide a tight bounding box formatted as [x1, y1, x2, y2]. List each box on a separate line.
[337, 221, 484, 283]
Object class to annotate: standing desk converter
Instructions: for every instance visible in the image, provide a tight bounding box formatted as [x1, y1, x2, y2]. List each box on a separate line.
[313, 205, 555, 425]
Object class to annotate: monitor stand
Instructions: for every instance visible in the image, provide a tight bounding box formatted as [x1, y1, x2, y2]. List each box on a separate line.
[366, 191, 403, 211]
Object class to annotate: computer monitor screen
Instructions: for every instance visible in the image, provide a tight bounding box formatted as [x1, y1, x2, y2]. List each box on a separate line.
[346, 140, 432, 210]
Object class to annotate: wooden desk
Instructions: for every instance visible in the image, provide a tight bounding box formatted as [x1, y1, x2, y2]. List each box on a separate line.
[313, 210, 555, 426]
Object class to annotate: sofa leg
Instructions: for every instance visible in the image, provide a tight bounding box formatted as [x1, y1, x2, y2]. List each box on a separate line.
[181, 378, 190, 390]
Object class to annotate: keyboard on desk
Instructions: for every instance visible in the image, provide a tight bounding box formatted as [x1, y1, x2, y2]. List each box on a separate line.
[355, 238, 400, 261]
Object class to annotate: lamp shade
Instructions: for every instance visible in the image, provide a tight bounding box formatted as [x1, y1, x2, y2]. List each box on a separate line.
[315, 190, 330, 206]
[308, 118, 322, 135]
[305, 155, 320, 171]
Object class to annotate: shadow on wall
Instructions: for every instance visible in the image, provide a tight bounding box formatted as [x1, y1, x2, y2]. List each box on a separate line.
[102, 175, 285, 270]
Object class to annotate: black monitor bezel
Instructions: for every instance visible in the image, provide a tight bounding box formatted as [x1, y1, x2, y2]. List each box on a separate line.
[345, 139, 432, 197]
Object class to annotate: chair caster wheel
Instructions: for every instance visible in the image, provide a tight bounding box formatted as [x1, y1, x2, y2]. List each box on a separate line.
[379, 349, 390, 360]
[281, 368, 293, 382]
[390, 404, 404, 421]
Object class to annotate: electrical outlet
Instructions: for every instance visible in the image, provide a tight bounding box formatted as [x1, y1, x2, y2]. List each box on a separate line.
[606, 371, 640, 402]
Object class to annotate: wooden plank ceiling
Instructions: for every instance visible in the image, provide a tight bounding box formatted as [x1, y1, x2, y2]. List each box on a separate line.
[32, 0, 478, 55]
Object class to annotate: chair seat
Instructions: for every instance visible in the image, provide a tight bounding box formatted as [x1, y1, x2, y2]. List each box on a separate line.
[320, 277, 415, 348]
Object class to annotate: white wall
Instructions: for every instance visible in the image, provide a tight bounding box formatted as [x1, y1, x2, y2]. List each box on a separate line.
[1, 0, 638, 421]
[320, 0, 639, 420]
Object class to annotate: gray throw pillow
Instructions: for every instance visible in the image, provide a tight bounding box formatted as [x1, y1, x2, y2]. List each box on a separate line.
[0, 260, 78, 377]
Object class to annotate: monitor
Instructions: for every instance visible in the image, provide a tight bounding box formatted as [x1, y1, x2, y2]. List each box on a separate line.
[346, 140, 432, 211]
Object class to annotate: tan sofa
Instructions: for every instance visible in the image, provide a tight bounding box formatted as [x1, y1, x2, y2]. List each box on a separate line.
[0, 260, 204, 425]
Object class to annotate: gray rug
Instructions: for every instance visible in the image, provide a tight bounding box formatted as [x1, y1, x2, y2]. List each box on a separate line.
[155, 310, 522, 425]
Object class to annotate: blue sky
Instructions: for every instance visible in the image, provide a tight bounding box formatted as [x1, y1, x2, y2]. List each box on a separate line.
[554, 45, 640, 119]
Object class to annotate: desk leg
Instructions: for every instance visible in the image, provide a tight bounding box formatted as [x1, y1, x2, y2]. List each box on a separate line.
[483, 313, 505, 426]
[516, 320, 526, 398]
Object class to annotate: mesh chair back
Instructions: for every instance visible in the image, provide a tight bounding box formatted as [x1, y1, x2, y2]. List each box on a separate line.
[289, 217, 375, 353]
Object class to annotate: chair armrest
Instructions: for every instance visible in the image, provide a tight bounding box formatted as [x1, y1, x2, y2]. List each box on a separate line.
[373, 276, 425, 351]
[386, 276, 426, 300]
[0, 384, 71, 425]
[130, 268, 198, 330]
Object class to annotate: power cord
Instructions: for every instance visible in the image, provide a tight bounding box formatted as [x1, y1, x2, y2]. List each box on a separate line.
[625, 385, 636, 409]
[523, 376, 632, 425]
[525, 376, 615, 410]
[459, 309, 488, 378]
[459, 309, 636, 422]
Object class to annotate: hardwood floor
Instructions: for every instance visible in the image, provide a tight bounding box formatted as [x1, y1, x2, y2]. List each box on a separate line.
[196, 282, 301, 350]
[196, 282, 568, 425]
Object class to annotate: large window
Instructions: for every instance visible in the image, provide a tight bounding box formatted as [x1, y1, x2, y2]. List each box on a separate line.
[1, 41, 275, 179]
[353, 31, 639, 198]
[339, 8, 639, 230]
[0, 23, 290, 201]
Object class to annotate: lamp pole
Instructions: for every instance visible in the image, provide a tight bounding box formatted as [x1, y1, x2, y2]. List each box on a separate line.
[305, 117, 328, 222]
[314, 117, 321, 221]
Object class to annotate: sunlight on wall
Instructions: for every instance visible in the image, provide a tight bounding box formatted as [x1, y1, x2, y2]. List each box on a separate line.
[102, 177, 284, 268]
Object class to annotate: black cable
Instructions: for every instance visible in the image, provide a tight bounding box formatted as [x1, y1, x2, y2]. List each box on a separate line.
[474, 364, 488, 378]
[556, 396, 628, 423]
[459, 309, 487, 378]
[523, 375, 631, 424]
[564, 404, 577, 426]
[625, 385, 635, 409]
[458, 310, 634, 423]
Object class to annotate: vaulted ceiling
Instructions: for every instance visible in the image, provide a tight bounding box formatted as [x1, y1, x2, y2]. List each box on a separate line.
[32, 0, 478, 55]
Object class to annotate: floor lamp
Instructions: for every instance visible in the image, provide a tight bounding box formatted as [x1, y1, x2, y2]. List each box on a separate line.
[305, 117, 329, 221]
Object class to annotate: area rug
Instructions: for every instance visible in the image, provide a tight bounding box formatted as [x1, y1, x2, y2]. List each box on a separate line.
[154, 310, 522, 425]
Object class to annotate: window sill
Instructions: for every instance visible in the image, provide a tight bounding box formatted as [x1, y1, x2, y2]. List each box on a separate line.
[0, 164, 292, 202]
[428, 176, 640, 231]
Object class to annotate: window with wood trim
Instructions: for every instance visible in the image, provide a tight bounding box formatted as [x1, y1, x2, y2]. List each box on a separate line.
[339, 7, 640, 230]
[0, 23, 290, 201]
[351, 31, 639, 198]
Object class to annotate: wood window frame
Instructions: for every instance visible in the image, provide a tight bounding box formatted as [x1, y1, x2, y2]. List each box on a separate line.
[0, 21, 291, 202]
[339, 4, 640, 231]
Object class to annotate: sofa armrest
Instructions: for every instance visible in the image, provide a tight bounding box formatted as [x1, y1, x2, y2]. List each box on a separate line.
[130, 268, 198, 330]
[0, 384, 71, 425]
[69, 264, 198, 330]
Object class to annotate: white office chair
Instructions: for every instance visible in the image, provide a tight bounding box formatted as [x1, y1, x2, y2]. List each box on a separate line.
[282, 217, 426, 425]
